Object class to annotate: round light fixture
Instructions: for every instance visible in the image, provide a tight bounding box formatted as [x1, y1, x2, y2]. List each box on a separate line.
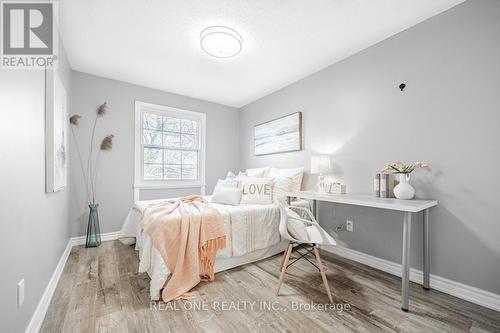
[200, 26, 242, 58]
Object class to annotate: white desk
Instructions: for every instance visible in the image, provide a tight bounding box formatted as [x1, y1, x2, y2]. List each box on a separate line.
[286, 191, 438, 311]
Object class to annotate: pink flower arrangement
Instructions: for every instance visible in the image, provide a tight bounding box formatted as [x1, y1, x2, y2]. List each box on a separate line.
[381, 161, 429, 174]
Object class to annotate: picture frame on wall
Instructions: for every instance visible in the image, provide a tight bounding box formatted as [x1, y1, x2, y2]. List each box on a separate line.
[45, 69, 68, 192]
[254, 112, 302, 156]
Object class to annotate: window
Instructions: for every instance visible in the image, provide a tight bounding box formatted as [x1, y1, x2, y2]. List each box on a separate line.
[134, 101, 205, 189]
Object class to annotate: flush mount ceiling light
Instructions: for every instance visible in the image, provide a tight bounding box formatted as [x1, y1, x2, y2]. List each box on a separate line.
[200, 26, 242, 58]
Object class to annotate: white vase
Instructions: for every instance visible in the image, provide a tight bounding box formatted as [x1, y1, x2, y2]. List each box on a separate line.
[393, 173, 415, 200]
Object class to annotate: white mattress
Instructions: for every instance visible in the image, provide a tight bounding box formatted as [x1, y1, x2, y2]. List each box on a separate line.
[119, 197, 309, 300]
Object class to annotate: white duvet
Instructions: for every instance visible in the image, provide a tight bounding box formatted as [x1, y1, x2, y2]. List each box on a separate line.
[119, 198, 308, 300]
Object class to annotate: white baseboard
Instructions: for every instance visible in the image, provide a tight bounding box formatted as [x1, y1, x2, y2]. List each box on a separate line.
[321, 245, 500, 312]
[25, 231, 121, 333]
[70, 231, 121, 246]
[25, 240, 73, 333]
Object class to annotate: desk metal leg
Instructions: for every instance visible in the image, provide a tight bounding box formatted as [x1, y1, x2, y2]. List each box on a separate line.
[401, 211, 412, 311]
[312, 199, 318, 220]
[423, 209, 430, 290]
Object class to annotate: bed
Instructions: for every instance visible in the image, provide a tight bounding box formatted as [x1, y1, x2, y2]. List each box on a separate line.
[118, 197, 309, 300]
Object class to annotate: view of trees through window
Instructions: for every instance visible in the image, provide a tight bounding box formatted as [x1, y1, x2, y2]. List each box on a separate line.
[142, 112, 199, 180]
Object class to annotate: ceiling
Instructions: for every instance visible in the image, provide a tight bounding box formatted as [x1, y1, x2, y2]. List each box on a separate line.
[60, 0, 464, 108]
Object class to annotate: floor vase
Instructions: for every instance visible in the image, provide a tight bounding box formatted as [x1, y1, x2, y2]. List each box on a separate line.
[86, 203, 101, 247]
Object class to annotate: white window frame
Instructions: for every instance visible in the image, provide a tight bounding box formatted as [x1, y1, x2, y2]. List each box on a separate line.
[134, 101, 206, 194]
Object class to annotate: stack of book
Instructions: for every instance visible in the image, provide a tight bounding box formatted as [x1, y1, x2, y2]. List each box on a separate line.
[374, 173, 398, 198]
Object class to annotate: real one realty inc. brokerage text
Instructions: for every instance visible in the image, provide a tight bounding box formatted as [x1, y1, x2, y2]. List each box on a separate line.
[151, 300, 352, 312]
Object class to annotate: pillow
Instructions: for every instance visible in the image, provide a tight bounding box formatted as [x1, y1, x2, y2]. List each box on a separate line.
[245, 167, 271, 177]
[268, 167, 304, 192]
[211, 187, 243, 206]
[286, 208, 309, 241]
[226, 171, 237, 179]
[215, 178, 239, 189]
[272, 177, 294, 204]
[240, 176, 274, 204]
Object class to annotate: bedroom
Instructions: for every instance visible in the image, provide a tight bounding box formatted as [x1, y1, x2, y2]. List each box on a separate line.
[1, 0, 499, 332]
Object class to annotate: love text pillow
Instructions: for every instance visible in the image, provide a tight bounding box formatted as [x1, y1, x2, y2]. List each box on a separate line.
[239, 177, 274, 204]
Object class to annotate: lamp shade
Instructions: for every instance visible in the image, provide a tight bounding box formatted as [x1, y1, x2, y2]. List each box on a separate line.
[311, 155, 332, 174]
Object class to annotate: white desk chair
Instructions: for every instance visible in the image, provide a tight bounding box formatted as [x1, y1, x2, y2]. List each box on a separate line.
[277, 204, 337, 303]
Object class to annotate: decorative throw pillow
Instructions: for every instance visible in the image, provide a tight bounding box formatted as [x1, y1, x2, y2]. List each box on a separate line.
[272, 177, 294, 204]
[211, 187, 243, 206]
[245, 167, 271, 177]
[215, 178, 239, 189]
[239, 177, 274, 204]
[286, 208, 309, 241]
[268, 167, 304, 192]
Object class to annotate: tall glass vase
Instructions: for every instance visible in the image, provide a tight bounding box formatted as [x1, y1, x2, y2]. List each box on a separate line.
[86, 203, 101, 248]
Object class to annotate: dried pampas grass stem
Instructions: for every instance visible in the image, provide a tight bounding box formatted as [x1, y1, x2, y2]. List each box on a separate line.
[97, 102, 108, 116]
[69, 114, 81, 125]
[69, 102, 115, 204]
[70, 123, 90, 203]
[100, 135, 114, 150]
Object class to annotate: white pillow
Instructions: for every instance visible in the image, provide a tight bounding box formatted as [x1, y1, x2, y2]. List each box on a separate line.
[245, 167, 271, 177]
[215, 178, 239, 189]
[286, 208, 309, 241]
[211, 187, 243, 206]
[272, 177, 294, 204]
[268, 167, 304, 192]
[240, 176, 274, 204]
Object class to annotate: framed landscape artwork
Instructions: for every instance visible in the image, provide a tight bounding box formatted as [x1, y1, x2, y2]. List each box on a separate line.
[45, 69, 68, 192]
[254, 112, 302, 156]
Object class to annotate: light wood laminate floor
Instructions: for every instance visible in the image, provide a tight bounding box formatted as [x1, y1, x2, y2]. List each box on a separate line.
[40, 241, 500, 333]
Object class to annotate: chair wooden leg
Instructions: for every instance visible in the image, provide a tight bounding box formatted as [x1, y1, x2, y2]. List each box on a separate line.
[276, 243, 293, 295]
[279, 241, 292, 272]
[313, 246, 333, 303]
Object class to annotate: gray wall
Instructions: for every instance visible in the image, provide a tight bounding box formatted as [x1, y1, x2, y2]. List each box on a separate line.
[69, 72, 239, 237]
[0, 48, 72, 331]
[239, 0, 500, 294]
[2, 3, 497, 332]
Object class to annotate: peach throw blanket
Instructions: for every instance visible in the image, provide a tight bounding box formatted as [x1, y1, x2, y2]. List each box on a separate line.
[140, 195, 226, 302]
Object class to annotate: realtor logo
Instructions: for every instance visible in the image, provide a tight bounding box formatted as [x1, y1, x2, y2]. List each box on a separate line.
[1, 1, 58, 69]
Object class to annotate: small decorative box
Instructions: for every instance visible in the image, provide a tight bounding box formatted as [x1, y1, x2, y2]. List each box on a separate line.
[328, 183, 346, 194]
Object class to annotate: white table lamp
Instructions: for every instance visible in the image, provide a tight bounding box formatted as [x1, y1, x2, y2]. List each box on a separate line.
[311, 155, 332, 191]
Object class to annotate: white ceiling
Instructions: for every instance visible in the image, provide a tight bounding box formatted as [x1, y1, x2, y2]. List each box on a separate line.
[60, 0, 464, 108]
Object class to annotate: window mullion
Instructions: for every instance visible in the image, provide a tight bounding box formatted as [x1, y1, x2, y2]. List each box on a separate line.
[161, 140, 165, 180]
[182, 150, 185, 180]
[161, 114, 164, 180]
